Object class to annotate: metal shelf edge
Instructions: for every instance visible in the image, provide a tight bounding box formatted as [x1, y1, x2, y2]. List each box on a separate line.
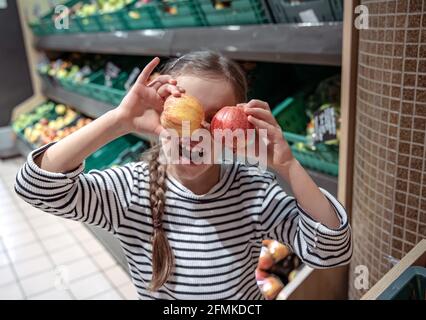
[36, 23, 342, 66]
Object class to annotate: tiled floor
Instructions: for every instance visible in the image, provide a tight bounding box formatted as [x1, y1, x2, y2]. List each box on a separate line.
[0, 157, 138, 300]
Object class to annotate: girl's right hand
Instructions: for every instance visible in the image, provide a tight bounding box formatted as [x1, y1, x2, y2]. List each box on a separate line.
[115, 57, 184, 136]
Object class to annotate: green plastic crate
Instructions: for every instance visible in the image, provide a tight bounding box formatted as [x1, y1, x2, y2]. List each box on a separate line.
[378, 267, 426, 300]
[111, 140, 149, 167]
[125, 2, 163, 29]
[199, 0, 270, 26]
[284, 132, 339, 176]
[267, 0, 335, 23]
[37, 17, 57, 35]
[59, 73, 94, 97]
[154, 0, 205, 28]
[29, 22, 45, 36]
[272, 94, 339, 176]
[64, 18, 83, 34]
[86, 71, 127, 105]
[97, 10, 130, 32]
[272, 94, 309, 135]
[329, 0, 343, 21]
[85, 135, 142, 172]
[75, 15, 104, 32]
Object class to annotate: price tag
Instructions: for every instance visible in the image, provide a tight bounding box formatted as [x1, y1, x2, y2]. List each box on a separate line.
[313, 106, 337, 144]
[299, 9, 319, 23]
[104, 62, 121, 87]
[125, 67, 141, 91]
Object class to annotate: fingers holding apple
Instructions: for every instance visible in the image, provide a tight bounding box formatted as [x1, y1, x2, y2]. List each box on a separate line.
[116, 58, 185, 136]
[240, 99, 293, 167]
[157, 83, 184, 99]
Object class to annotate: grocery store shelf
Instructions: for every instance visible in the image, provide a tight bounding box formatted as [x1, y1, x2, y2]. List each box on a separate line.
[36, 23, 343, 66]
[41, 80, 153, 141]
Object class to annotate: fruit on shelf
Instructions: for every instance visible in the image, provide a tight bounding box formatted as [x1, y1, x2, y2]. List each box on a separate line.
[161, 94, 205, 137]
[12, 102, 55, 133]
[16, 102, 92, 147]
[55, 104, 67, 115]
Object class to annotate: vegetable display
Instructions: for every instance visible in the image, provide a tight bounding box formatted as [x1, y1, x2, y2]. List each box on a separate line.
[13, 101, 92, 148]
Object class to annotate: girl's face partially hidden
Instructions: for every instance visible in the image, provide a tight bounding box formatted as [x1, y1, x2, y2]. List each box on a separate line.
[163, 75, 238, 181]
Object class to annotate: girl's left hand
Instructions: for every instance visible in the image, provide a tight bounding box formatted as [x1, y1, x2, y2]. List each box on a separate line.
[240, 100, 294, 168]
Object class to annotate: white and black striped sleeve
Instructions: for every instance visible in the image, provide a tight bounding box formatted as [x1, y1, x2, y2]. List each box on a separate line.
[14, 143, 137, 234]
[260, 180, 352, 268]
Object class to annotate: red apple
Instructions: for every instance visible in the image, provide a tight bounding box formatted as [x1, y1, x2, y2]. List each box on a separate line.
[210, 106, 254, 151]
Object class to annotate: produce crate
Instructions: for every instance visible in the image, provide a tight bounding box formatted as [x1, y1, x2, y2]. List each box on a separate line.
[153, 0, 205, 28]
[378, 267, 426, 300]
[273, 94, 338, 176]
[75, 15, 104, 32]
[329, 0, 344, 21]
[59, 74, 94, 97]
[29, 22, 46, 36]
[125, 2, 163, 29]
[85, 71, 127, 105]
[267, 0, 335, 24]
[272, 94, 309, 135]
[85, 135, 142, 172]
[284, 132, 339, 176]
[198, 0, 270, 26]
[63, 18, 84, 34]
[111, 140, 150, 167]
[12, 102, 56, 135]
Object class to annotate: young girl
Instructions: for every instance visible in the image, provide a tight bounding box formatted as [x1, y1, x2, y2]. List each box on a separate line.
[15, 51, 352, 300]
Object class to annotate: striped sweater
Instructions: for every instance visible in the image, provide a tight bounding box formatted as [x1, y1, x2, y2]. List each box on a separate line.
[15, 143, 352, 300]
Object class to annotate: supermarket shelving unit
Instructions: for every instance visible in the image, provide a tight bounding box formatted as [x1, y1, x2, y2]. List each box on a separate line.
[15, 0, 354, 298]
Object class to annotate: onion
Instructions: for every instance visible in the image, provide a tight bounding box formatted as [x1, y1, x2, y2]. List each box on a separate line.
[210, 106, 254, 150]
[160, 94, 204, 137]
